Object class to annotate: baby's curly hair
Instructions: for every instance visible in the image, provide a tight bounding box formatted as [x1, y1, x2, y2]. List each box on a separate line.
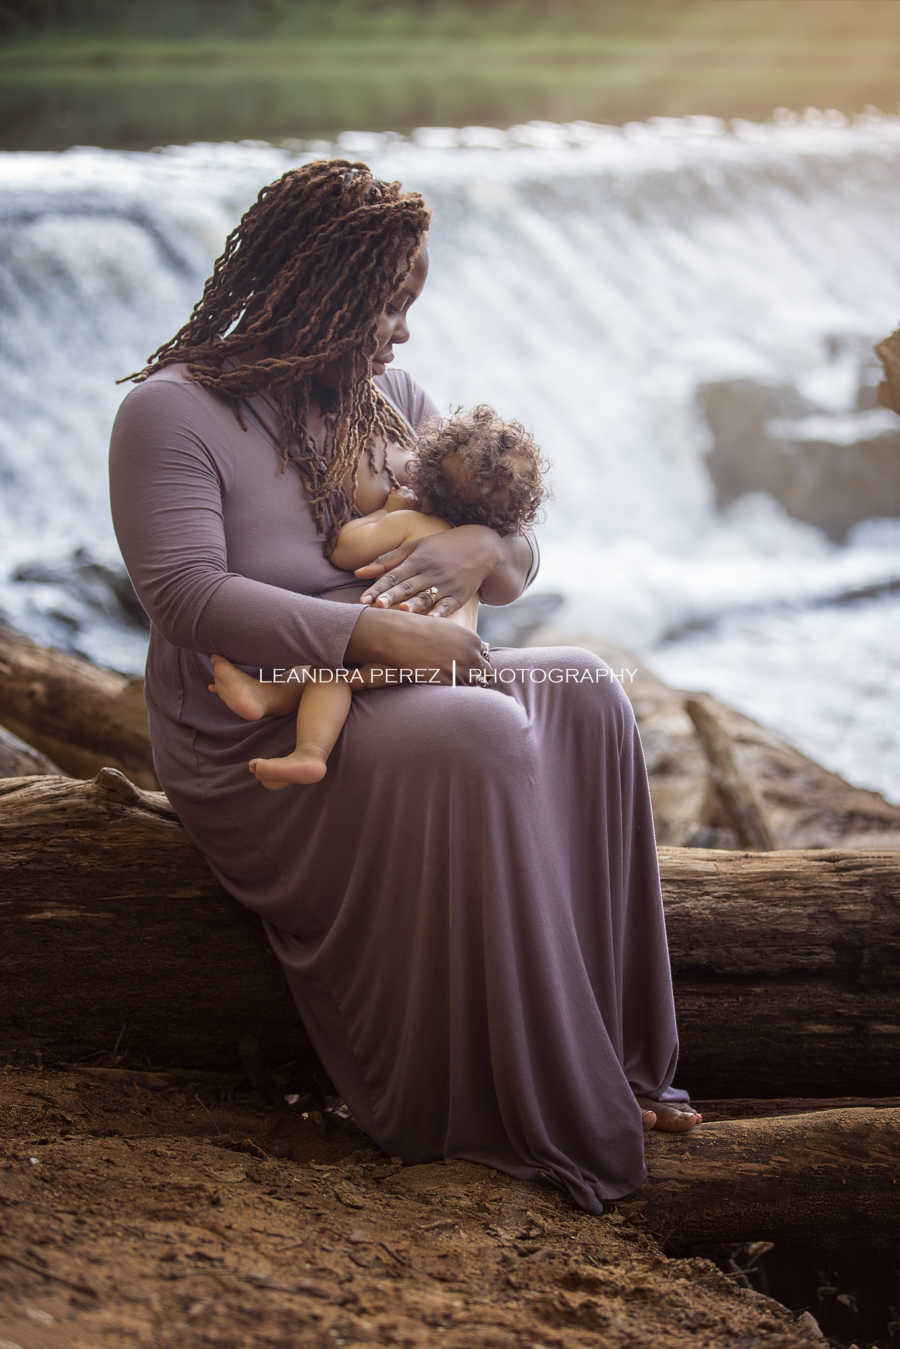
[406, 404, 550, 536]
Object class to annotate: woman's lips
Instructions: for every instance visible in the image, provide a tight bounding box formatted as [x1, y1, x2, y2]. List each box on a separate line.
[373, 351, 394, 368]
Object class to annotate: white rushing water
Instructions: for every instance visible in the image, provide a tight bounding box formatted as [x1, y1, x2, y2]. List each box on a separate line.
[1, 113, 898, 801]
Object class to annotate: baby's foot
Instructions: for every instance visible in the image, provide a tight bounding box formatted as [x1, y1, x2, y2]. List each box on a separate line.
[249, 743, 328, 790]
[207, 654, 271, 721]
[635, 1096, 703, 1132]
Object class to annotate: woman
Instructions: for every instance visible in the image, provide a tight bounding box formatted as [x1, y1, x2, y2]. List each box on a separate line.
[108, 159, 700, 1217]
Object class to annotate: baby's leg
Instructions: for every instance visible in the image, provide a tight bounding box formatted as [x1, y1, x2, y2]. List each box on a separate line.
[208, 654, 304, 720]
[250, 680, 353, 790]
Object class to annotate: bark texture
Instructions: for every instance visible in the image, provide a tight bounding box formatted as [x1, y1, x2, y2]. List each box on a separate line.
[628, 1107, 900, 1245]
[0, 724, 64, 777]
[0, 623, 156, 788]
[3, 770, 897, 1095]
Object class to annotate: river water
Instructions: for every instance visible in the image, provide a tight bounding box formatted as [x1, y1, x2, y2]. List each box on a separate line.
[1, 114, 898, 801]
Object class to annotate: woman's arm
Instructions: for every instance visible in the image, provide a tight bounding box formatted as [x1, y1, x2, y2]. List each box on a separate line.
[478, 528, 540, 606]
[109, 380, 366, 669]
[109, 379, 491, 683]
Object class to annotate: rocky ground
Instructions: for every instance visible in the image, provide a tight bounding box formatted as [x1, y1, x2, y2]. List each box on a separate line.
[0, 1067, 839, 1349]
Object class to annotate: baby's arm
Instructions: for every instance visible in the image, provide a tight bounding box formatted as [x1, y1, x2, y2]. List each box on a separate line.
[331, 506, 448, 572]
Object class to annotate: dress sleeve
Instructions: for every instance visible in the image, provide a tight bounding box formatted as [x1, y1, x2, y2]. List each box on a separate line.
[108, 379, 364, 669]
[520, 526, 540, 592]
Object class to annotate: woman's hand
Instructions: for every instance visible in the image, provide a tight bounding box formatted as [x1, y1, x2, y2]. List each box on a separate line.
[345, 606, 492, 685]
[355, 525, 503, 618]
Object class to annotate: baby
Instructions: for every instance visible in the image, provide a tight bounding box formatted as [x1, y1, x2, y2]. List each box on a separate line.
[208, 404, 549, 789]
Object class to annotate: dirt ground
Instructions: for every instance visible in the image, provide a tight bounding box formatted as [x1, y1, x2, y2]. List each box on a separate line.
[0, 1067, 832, 1349]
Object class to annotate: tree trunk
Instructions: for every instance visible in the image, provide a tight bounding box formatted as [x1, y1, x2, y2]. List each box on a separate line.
[626, 1107, 900, 1245]
[661, 843, 900, 1094]
[1, 769, 300, 1070]
[3, 770, 898, 1093]
[0, 623, 156, 787]
[0, 723, 64, 777]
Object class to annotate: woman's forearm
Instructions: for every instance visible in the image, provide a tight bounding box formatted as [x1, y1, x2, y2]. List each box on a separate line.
[343, 605, 401, 664]
[342, 605, 493, 685]
[479, 530, 537, 606]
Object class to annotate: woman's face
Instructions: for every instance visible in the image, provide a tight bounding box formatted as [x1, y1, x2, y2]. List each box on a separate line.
[370, 241, 429, 377]
[310, 239, 429, 393]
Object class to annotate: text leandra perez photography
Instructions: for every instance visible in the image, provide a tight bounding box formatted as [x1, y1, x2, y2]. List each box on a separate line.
[256, 663, 641, 687]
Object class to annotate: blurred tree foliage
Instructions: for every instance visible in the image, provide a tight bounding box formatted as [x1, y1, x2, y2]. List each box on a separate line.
[0, 0, 703, 40]
[4, 0, 897, 148]
[4, 0, 892, 42]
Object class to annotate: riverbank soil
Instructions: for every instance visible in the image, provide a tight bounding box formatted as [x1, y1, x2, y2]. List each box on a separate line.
[1, 1067, 829, 1349]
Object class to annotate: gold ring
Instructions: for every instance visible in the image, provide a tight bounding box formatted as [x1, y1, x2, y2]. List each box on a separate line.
[425, 586, 439, 605]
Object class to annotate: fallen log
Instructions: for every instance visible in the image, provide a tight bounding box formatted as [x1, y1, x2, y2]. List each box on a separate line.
[0, 623, 155, 788]
[690, 1095, 900, 1119]
[624, 1107, 900, 1246]
[683, 692, 775, 850]
[1, 769, 300, 1070]
[2, 770, 898, 1094]
[0, 724, 64, 777]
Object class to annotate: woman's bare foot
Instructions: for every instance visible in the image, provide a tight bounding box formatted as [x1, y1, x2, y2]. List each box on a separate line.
[249, 743, 328, 790]
[635, 1096, 703, 1132]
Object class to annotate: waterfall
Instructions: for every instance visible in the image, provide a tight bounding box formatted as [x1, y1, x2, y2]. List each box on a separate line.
[2, 114, 899, 800]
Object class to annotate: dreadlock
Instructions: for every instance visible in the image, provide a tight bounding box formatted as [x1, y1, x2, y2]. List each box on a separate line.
[123, 159, 432, 558]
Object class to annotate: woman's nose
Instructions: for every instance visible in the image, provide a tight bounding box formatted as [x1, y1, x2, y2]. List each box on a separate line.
[393, 314, 410, 344]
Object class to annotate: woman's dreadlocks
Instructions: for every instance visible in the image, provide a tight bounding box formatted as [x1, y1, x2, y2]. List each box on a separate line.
[124, 159, 432, 558]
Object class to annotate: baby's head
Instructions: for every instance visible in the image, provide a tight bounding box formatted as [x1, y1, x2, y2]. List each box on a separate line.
[406, 404, 549, 536]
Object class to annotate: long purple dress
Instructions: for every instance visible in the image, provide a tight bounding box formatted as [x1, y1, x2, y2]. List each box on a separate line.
[108, 363, 690, 1216]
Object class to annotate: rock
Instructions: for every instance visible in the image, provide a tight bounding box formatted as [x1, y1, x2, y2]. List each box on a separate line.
[795, 1309, 825, 1338]
[528, 628, 900, 850]
[697, 375, 900, 541]
[13, 545, 148, 632]
[875, 325, 900, 414]
[479, 590, 564, 646]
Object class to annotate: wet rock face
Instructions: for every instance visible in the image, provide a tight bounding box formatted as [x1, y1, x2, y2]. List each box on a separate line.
[478, 590, 564, 647]
[12, 545, 148, 631]
[874, 325, 900, 414]
[698, 352, 900, 542]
